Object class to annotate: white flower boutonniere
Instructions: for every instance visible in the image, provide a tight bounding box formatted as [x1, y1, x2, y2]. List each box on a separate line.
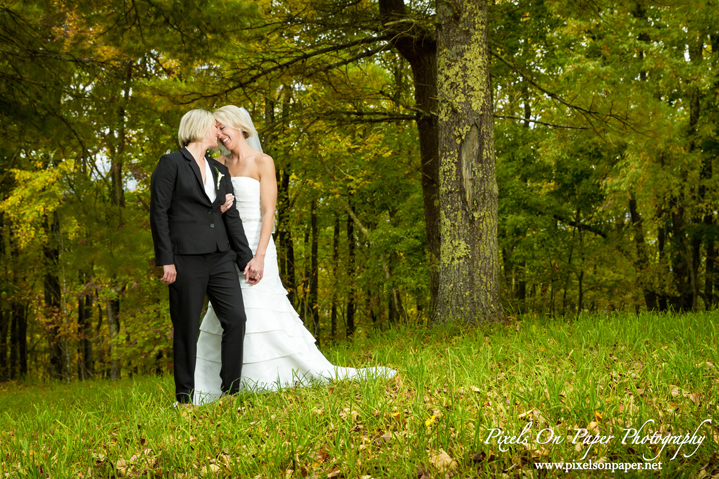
[215, 167, 224, 191]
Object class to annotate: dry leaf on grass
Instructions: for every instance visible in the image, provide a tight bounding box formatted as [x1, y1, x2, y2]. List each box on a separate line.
[429, 450, 457, 472]
[115, 458, 129, 477]
[200, 464, 221, 475]
[374, 432, 393, 445]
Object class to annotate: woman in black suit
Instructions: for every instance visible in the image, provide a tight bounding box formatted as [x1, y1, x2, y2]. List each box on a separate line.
[150, 109, 258, 404]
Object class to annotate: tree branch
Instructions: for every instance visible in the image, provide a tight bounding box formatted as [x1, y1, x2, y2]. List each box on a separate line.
[490, 49, 632, 129]
[553, 214, 607, 239]
[180, 35, 391, 102]
[494, 114, 589, 130]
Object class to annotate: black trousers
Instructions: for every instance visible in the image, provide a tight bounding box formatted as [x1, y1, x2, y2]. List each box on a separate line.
[169, 250, 246, 402]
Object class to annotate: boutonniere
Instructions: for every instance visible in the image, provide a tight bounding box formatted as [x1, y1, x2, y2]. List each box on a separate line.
[215, 167, 224, 191]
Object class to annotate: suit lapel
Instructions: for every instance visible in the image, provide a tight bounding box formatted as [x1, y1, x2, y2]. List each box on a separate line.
[181, 147, 212, 206]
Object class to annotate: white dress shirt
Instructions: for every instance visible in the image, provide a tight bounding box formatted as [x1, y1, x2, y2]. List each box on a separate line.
[203, 158, 216, 203]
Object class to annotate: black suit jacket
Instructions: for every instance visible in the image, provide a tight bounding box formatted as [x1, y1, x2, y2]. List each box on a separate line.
[150, 148, 254, 270]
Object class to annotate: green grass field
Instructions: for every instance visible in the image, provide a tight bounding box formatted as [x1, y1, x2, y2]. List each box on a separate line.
[1, 312, 717, 478]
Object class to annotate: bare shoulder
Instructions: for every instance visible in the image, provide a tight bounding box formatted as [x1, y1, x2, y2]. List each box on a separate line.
[216, 155, 229, 166]
[253, 152, 274, 166]
[253, 153, 275, 172]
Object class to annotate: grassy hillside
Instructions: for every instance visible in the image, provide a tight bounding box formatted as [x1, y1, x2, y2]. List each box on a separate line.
[1, 312, 717, 478]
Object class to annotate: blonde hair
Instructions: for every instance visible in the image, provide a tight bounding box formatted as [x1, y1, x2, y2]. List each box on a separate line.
[177, 109, 214, 147]
[214, 105, 256, 139]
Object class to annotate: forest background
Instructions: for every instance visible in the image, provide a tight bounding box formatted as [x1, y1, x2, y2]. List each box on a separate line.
[0, 0, 717, 382]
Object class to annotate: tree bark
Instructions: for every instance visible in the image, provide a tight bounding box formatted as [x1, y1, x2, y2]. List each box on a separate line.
[657, 220, 669, 311]
[301, 226, 310, 325]
[330, 215, 340, 340]
[434, 0, 502, 323]
[670, 204, 691, 311]
[629, 196, 658, 311]
[346, 195, 356, 338]
[8, 222, 26, 378]
[0, 212, 7, 381]
[683, 35, 703, 311]
[309, 200, 320, 346]
[379, 0, 440, 314]
[106, 284, 124, 381]
[0, 300, 5, 381]
[276, 169, 296, 306]
[78, 270, 94, 379]
[43, 210, 64, 379]
[10, 301, 26, 379]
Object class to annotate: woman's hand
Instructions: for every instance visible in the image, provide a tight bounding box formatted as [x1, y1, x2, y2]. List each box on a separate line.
[244, 254, 265, 284]
[220, 193, 235, 213]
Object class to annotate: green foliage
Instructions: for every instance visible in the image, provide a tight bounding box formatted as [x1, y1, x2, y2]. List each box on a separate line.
[1, 0, 718, 378]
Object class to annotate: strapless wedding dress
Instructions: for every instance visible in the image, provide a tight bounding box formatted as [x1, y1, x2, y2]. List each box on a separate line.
[193, 177, 395, 404]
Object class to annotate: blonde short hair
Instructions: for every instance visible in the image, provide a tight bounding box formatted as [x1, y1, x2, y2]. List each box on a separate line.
[214, 105, 256, 139]
[177, 109, 214, 147]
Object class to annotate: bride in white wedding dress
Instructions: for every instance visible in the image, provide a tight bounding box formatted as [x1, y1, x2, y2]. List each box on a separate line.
[193, 106, 395, 404]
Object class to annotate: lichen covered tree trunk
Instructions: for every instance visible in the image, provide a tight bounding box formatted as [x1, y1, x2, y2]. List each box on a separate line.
[435, 0, 501, 324]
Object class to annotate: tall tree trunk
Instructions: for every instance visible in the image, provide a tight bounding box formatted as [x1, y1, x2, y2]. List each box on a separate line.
[330, 215, 340, 340]
[657, 220, 669, 311]
[379, 0, 440, 314]
[706, 240, 716, 310]
[309, 200, 320, 346]
[0, 212, 7, 381]
[346, 195, 356, 338]
[276, 169, 296, 306]
[516, 81, 531, 313]
[577, 269, 584, 314]
[107, 292, 121, 381]
[629, 196, 658, 311]
[684, 35, 703, 311]
[8, 223, 26, 378]
[102, 62, 132, 381]
[435, 0, 501, 323]
[10, 302, 26, 379]
[301, 226, 310, 326]
[43, 210, 64, 379]
[275, 85, 297, 307]
[388, 287, 397, 323]
[0, 301, 5, 381]
[670, 204, 691, 311]
[78, 270, 94, 379]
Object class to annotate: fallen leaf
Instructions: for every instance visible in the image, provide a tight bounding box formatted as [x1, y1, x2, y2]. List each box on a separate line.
[200, 464, 220, 475]
[374, 432, 393, 445]
[327, 469, 344, 478]
[470, 451, 486, 463]
[115, 458, 129, 477]
[429, 450, 457, 472]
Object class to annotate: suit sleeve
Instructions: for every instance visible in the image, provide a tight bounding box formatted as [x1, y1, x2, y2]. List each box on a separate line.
[221, 174, 254, 270]
[150, 155, 177, 266]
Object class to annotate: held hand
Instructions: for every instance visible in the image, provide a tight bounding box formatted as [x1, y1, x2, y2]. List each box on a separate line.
[162, 264, 177, 285]
[220, 193, 235, 213]
[244, 256, 265, 284]
[244, 264, 259, 285]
